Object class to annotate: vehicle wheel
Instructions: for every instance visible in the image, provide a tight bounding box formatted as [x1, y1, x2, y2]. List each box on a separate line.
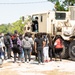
[61, 41, 69, 59]
[69, 40, 75, 61]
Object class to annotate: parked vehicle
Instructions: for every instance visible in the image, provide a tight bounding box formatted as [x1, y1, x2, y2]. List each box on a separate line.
[24, 6, 75, 61]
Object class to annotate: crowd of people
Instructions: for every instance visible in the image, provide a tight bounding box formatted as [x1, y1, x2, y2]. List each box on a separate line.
[0, 31, 64, 66]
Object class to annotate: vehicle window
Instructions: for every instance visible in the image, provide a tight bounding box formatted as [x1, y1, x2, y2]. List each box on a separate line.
[55, 13, 66, 20]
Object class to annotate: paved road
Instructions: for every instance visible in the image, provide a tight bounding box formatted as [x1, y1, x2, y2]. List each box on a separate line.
[0, 56, 75, 75]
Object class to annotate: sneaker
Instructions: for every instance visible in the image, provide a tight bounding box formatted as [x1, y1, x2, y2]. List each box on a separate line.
[25, 62, 28, 64]
[13, 61, 16, 63]
[17, 61, 21, 63]
[38, 62, 41, 65]
[40, 63, 44, 65]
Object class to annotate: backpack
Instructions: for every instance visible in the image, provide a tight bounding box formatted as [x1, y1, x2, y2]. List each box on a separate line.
[23, 37, 31, 49]
[4, 36, 10, 45]
[29, 38, 34, 45]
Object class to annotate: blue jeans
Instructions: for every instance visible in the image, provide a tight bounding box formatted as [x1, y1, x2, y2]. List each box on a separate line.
[0, 49, 4, 59]
[20, 49, 24, 58]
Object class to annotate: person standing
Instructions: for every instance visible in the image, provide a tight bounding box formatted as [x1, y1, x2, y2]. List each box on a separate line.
[28, 34, 34, 56]
[47, 34, 53, 61]
[54, 35, 63, 61]
[43, 34, 49, 62]
[0, 34, 5, 67]
[22, 33, 31, 63]
[0, 33, 6, 60]
[19, 34, 24, 63]
[12, 34, 21, 63]
[34, 33, 44, 64]
[4, 32, 12, 59]
[31, 17, 38, 32]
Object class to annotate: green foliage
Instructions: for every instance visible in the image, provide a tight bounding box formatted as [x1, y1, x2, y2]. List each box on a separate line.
[48, 0, 75, 11]
[0, 16, 31, 34]
[0, 24, 9, 33]
[63, 0, 75, 6]
[63, 0, 75, 10]
[55, 1, 66, 11]
[0, 17, 26, 34]
[11, 19, 25, 34]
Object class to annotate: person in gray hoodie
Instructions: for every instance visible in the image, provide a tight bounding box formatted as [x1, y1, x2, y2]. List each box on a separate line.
[22, 33, 31, 63]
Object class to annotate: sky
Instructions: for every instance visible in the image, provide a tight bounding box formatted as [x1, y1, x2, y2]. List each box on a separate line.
[0, 0, 54, 24]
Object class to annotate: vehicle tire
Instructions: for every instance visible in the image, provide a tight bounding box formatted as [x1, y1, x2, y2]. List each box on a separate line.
[69, 40, 75, 61]
[61, 41, 69, 59]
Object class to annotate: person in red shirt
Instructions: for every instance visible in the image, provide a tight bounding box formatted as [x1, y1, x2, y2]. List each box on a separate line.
[54, 35, 63, 61]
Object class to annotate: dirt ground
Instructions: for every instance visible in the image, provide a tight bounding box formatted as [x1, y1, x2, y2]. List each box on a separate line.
[0, 56, 75, 75]
[0, 66, 75, 75]
[44, 70, 75, 75]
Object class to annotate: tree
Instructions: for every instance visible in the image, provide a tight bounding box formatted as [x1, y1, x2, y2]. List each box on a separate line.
[63, 0, 75, 10]
[63, 0, 75, 6]
[48, 0, 66, 11]
[55, 1, 66, 11]
[11, 16, 31, 34]
[12, 19, 25, 34]
[0, 24, 9, 33]
[48, 0, 75, 11]
[0, 16, 31, 34]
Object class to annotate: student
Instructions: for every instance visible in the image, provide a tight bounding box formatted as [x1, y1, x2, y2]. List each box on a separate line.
[43, 34, 49, 62]
[0, 35, 5, 67]
[12, 34, 21, 63]
[34, 34, 38, 60]
[34, 33, 44, 64]
[31, 17, 38, 32]
[22, 33, 31, 63]
[28, 34, 34, 56]
[4, 32, 12, 59]
[54, 35, 63, 61]
[47, 34, 53, 61]
[19, 34, 24, 63]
